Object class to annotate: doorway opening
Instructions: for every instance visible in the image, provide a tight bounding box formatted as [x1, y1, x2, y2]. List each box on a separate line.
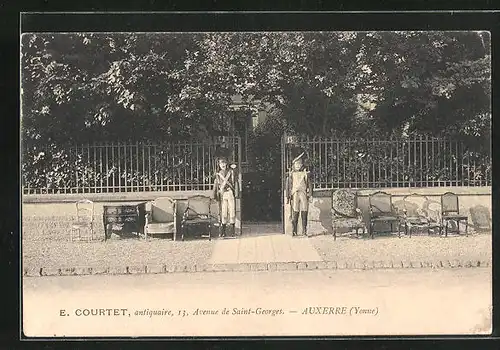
[241, 116, 284, 234]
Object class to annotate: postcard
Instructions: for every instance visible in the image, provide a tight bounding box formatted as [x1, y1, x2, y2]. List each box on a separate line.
[21, 19, 492, 337]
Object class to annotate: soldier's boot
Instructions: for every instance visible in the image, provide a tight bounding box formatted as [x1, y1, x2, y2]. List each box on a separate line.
[301, 211, 309, 236]
[220, 224, 226, 238]
[229, 223, 236, 237]
[291, 211, 299, 236]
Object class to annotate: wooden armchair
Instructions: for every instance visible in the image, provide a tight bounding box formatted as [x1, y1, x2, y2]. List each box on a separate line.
[331, 189, 366, 240]
[369, 191, 401, 239]
[441, 192, 468, 237]
[144, 197, 177, 240]
[181, 195, 216, 241]
[400, 194, 442, 237]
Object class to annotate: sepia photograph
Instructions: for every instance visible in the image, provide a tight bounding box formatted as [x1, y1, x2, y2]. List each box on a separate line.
[21, 28, 492, 337]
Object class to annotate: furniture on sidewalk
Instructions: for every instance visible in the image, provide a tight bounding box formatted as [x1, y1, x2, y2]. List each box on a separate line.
[331, 189, 366, 240]
[441, 191, 468, 237]
[71, 199, 95, 242]
[181, 195, 217, 241]
[144, 197, 177, 240]
[469, 205, 491, 232]
[400, 194, 442, 237]
[103, 203, 146, 240]
[368, 191, 401, 239]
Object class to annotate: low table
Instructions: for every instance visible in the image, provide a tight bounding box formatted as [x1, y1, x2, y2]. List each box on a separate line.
[103, 203, 146, 240]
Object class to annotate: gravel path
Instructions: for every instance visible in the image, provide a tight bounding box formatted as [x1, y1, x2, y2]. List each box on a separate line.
[308, 232, 491, 264]
[22, 238, 214, 270]
[22, 231, 492, 273]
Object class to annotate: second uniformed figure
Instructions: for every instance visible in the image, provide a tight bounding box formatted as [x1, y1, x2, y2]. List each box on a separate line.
[285, 152, 313, 237]
[213, 156, 239, 238]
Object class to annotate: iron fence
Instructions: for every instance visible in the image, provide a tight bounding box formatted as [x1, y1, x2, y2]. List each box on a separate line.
[23, 137, 241, 195]
[283, 135, 491, 189]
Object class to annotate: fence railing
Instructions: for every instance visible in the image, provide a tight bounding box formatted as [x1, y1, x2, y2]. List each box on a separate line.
[23, 137, 241, 195]
[284, 135, 491, 189]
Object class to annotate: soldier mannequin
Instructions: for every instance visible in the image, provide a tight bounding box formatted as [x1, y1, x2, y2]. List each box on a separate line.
[213, 156, 239, 238]
[285, 152, 313, 237]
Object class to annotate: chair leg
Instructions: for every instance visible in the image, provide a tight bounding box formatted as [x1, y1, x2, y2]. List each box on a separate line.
[445, 221, 448, 237]
[465, 219, 469, 237]
[333, 224, 336, 241]
[208, 224, 212, 241]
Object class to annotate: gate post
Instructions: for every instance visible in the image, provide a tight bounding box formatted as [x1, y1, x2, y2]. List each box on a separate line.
[281, 134, 286, 234]
[282, 133, 300, 235]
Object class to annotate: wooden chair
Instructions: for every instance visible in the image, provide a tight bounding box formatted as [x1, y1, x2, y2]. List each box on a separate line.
[331, 189, 366, 240]
[441, 192, 468, 237]
[369, 191, 400, 239]
[71, 199, 94, 242]
[181, 195, 216, 241]
[144, 197, 177, 240]
[400, 194, 442, 237]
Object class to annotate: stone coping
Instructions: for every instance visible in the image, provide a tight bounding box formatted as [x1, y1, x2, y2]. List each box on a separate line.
[24, 259, 491, 277]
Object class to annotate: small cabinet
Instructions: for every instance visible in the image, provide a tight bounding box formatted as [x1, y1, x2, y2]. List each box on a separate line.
[103, 203, 146, 240]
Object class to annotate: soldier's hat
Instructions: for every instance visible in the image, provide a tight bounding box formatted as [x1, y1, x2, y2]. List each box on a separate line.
[215, 146, 230, 163]
[290, 146, 307, 164]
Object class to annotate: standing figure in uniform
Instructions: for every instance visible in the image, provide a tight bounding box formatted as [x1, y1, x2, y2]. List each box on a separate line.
[213, 156, 239, 238]
[285, 151, 313, 236]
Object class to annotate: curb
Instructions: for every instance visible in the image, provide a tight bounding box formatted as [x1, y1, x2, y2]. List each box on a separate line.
[24, 259, 492, 277]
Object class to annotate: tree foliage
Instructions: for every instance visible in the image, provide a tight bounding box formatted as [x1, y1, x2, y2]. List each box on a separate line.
[22, 31, 491, 142]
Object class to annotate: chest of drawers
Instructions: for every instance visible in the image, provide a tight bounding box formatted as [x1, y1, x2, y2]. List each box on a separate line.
[103, 203, 146, 240]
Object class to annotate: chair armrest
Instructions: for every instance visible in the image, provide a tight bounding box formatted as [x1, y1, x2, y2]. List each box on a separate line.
[173, 201, 177, 228]
[399, 206, 408, 218]
[183, 205, 189, 216]
[392, 205, 400, 216]
[181, 205, 190, 223]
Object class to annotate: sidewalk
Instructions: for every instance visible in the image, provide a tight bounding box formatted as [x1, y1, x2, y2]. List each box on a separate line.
[23, 225, 492, 277]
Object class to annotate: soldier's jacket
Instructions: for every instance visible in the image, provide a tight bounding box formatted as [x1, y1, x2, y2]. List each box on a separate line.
[285, 169, 313, 202]
[213, 168, 239, 201]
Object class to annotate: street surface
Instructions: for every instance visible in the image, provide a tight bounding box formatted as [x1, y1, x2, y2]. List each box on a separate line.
[23, 268, 491, 337]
